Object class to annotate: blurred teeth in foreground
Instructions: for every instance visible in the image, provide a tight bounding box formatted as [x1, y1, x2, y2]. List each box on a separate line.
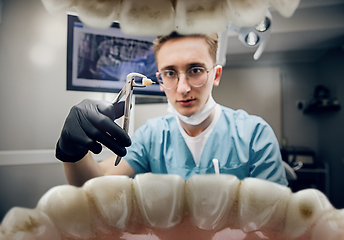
[1, 173, 343, 240]
[40, 0, 300, 35]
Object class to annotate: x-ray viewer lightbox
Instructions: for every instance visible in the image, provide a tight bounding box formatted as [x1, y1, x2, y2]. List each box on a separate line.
[67, 15, 164, 96]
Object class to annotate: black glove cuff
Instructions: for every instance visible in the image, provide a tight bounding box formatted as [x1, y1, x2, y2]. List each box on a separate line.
[55, 141, 89, 163]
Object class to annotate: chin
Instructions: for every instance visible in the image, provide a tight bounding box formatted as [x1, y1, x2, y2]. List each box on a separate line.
[177, 109, 196, 118]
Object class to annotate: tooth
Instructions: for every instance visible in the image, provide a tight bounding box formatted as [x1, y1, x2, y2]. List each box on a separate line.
[238, 177, 291, 235]
[227, 0, 269, 27]
[82, 175, 132, 229]
[312, 209, 344, 240]
[268, 0, 301, 18]
[36, 185, 94, 239]
[185, 174, 240, 230]
[76, 0, 121, 29]
[133, 173, 185, 228]
[284, 188, 334, 238]
[0, 207, 61, 240]
[175, 0, 229, 34]
[40, 0, 77, 14]
[119, 0, 175, 36]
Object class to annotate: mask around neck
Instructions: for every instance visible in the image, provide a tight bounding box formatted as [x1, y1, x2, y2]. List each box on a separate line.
[167, 94, 217, 125]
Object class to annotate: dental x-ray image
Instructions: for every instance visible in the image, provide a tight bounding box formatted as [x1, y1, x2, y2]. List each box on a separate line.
[67, 15, 162, 95]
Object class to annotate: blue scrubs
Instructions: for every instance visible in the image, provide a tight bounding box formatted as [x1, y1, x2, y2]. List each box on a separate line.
[125, 105, 288, 186]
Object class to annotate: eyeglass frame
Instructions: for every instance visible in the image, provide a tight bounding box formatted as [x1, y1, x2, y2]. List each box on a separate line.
[156, 65, 218, 89]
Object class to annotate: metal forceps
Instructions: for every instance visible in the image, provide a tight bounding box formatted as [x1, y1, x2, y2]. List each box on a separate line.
[112, 73, 153, 166]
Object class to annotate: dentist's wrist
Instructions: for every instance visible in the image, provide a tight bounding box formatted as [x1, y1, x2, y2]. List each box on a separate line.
[55, 140, 88, 163]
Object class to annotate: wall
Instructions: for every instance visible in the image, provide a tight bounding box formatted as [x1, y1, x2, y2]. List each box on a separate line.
[280, 62, 321, 152]
[317, 48, 344, 209]
[214, 67, 282, 144]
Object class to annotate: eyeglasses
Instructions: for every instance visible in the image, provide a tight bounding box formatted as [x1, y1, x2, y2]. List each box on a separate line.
[157, 66, 216, 89]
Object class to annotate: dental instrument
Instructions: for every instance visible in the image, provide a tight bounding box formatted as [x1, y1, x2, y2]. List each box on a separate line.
[112, 73, 154, 166]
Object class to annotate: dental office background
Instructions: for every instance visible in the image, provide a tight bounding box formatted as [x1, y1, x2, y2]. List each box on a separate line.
[0, 0, 343, 221]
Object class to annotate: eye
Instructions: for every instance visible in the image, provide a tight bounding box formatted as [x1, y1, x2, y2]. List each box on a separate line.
[163, 70, 177, 78]
[188, 67, 205, 75]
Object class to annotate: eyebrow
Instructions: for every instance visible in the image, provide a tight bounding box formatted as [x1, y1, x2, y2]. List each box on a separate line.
[189, 62, 206, 68]
[161, 62, 206, 71]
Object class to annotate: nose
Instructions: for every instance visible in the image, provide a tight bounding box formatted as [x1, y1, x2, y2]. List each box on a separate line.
[176, 73, 191, 95]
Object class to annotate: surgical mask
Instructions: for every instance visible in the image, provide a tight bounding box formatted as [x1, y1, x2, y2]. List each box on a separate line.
[167, 94, 217, 125]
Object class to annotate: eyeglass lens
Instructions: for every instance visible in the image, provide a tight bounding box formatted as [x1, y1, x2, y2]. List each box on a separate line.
[158, 67, 208, 89]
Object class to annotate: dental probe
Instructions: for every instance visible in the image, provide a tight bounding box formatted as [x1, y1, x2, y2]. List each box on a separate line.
[112, 73, 154, 166]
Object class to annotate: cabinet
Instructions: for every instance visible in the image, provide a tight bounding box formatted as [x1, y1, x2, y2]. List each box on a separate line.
[303, 99, 340, 114]
[302, 85, 341, 115]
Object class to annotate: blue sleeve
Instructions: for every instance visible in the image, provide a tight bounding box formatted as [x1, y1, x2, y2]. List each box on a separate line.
[249, 120, 288, 186]
[124, 124, 152, 175]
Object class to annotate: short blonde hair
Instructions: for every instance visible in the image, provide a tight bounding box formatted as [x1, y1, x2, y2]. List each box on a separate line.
[153, 31, 218, 64]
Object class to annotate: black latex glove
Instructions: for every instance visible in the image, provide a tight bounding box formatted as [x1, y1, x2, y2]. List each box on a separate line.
[56, 99, 131, 163]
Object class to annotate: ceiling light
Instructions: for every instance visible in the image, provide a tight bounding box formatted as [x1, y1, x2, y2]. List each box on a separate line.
[227, 10, 272, 60]
[255, 17, 271, 32]
[245, 32, 259, 46]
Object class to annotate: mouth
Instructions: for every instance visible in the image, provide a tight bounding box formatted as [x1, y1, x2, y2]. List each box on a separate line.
[177, 98, 196, 107]
[1, 173, 343, 240]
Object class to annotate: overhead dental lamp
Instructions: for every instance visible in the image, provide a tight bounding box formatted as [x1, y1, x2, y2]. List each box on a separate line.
[228, 10, 272, 60]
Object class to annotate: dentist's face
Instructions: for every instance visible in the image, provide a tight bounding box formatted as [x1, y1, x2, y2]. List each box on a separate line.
[156, 36, 221, 117]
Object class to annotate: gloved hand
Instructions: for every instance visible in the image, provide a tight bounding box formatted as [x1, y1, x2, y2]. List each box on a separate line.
[56, 99, 131, 163]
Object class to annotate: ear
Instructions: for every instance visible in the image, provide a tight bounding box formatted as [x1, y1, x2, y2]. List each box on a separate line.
[213, 65, 222, 87]
[160, 84, 165, 92]
[156, 72, 165, 92]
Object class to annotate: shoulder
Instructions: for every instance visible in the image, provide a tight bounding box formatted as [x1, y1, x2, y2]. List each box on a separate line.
[219, 105, 268, 127]
[144, 114, 176, 128]
[218, 105, 275, 142]
[134, 114, 177, 136]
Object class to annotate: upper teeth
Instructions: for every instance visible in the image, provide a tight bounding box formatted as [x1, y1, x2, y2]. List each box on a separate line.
[1, 173, 343, 239]
[40, 0, 300, 34]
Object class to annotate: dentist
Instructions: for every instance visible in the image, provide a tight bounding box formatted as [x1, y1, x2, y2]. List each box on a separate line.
[57, 32, 288, 187]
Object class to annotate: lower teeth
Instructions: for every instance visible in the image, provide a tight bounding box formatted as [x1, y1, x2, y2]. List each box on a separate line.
[1, 173, 342, 239]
